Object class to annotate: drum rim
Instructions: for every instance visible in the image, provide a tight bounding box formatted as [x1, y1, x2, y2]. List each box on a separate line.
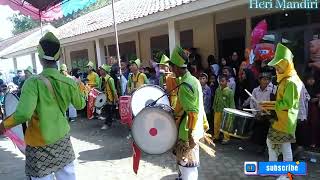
[130, 84, 170, 116]
[3, 92, 19, 118]
[131, 106, 177, 155]
[223, 108, 254, 118]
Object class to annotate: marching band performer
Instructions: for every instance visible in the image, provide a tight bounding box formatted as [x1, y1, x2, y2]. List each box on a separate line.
[0, 32, 85, 180]
[60, 64, 78, 122]
[126, 58, 149, 94]
[158, 54, 178, 108]
[260, 43, 303, 180]
[169, 46, 209, 180]
[99, 64, 118, 130]
[86, 61, 100, 89]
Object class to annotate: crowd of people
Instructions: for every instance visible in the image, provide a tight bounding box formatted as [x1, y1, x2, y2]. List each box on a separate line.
[0, 30, 319, 180]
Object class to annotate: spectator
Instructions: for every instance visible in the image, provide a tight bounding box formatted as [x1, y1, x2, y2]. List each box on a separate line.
[208, 55, 219, 77]
[229, 52, 241, 75]
[13, 70, 23, 86]
[120, 60, 130, 80]
[221, 66, 236, 93]
[213, 75, 235, 144]
[305, 74, 320, 148]
[250, 72, 274, 152]
[199, 73, 212, 120]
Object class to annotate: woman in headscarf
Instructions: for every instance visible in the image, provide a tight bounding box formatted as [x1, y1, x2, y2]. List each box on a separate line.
[261, 43, 303, 180]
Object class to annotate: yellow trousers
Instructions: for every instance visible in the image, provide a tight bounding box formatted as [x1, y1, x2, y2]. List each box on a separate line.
[213, 112, 230, 141]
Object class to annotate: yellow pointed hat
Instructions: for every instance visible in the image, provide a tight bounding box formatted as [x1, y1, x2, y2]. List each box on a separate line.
[158, 54, 170, 66]
[170, 45, 188, 68]
[129, 58, 141, 68]
[100, 64, 112, 73]
[268, 43, 293, 66]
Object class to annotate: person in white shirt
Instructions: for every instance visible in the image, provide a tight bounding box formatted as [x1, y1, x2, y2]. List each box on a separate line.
[250, 72, 277, 153]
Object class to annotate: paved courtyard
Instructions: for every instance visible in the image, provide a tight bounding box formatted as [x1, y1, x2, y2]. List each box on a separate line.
[0, 118, 319, 180]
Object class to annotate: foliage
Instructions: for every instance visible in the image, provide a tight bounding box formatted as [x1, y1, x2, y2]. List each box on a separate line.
[71, 58, 89, 72]
[8, 14, 40, 35]
[8, 0, 111, 35]
[151, 49, 169, 63]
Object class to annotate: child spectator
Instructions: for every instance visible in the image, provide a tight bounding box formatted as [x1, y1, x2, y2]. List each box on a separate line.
[221, 66, 236, 93]
[213, 75, 235, 144]
[250, 72, 275, 152]
[199, 73, 212, 122]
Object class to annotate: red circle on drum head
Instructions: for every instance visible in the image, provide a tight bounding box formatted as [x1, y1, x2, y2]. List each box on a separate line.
[149, 128, 158, 136]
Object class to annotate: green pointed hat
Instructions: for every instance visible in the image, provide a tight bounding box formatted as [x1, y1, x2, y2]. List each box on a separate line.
[170, 45, 188, 68]
[129, 58, 141, 68]
[86, 61, 95, 68]
[25, 66, 33, 74]
[268, 43, 293, 66]
[37, 32, 61, 61]
[100, 64, 112, 73]
[158, 54, 170, 66]
[60, 64, 68, 71]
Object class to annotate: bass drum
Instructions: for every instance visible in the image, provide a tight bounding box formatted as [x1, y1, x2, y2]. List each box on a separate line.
[131, 85, 170, 116]
[131, 104, 177, 154]
[3, 93, 26, 154]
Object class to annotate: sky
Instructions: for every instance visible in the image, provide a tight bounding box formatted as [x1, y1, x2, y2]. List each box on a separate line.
[0, 6, 16, 40]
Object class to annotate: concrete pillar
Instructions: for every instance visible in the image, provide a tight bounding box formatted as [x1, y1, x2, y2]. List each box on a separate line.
[13, 57, 17, 72]
[95, 38, 105, 67]
[136, 32, 141, 58]
[31, 53, 37, 73]
[168, 21, 180, 54]
[246, 16, 252, 49]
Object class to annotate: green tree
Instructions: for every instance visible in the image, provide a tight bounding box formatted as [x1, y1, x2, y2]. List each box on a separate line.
[8, 14, 40, 35]
[8, 0, 111, 35]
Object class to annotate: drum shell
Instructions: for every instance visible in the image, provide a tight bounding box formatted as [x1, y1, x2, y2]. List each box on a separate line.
[131, 104, 177, 155]
[220, 108, 255, 139]
[119, 96, 133, 126]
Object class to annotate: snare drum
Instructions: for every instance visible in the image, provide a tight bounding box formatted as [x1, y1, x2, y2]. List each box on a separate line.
[87, 88, 106, 119]
[220, 108, 255, 139]
[131, 85, 170, 116]
[131, 104, 177, 154]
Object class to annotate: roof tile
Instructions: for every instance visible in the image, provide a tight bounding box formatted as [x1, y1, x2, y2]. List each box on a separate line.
[57, 0, 199, 39]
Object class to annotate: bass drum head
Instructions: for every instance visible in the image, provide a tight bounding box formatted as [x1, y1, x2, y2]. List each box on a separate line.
[3, 93, 25, 153]
[131, 85, 170, 116]
[132, 107, 177, 154]
[95, 93, 107, 108]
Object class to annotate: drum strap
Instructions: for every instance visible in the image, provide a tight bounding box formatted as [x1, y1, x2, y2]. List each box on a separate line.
[38, 75, 65, 117]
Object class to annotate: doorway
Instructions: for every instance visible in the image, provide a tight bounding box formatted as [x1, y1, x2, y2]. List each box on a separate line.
[217, 19, 246, 60]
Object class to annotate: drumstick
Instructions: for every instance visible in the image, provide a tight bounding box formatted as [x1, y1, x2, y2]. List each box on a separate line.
[243, 108, 260, 112]
[244, 89, 259, 104]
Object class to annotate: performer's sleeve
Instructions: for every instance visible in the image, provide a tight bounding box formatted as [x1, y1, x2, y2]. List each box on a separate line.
[95, 74, 101, 88]
[212, 89, 218, 111]
[179, 85, 198, 130]
[275, 81, 299, 111]
[108, 78, 118, 101]
[228, 90, 236, 109]
[71, 81, 86, 110]
[141, 74, 149, 84]
[6, 79, 38, 127]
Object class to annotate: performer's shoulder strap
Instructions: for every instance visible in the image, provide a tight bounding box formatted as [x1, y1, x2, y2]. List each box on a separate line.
[180, 82, 194, 94]
[38, 75, 65, 117]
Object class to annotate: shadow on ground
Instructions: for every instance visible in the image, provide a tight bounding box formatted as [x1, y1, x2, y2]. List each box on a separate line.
[0, 136, 25, 180]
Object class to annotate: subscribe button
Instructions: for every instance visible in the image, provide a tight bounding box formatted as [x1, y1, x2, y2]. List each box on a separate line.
[244, 161, 307, 176]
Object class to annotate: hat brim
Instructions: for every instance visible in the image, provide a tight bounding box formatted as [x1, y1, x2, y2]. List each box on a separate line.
[268, 58, 283, 66]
